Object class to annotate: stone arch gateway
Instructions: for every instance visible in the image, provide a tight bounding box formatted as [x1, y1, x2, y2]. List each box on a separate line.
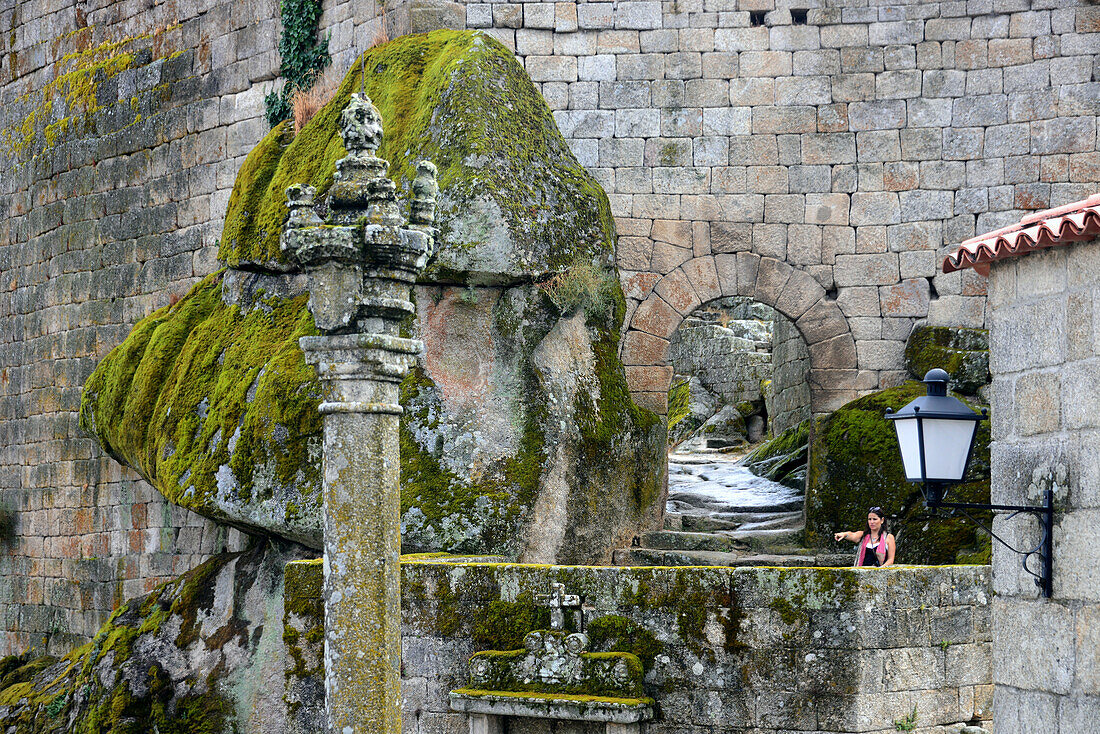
[619, 252, 863, 417]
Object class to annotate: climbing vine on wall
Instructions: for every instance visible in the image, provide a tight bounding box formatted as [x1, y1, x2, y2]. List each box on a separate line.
[265, 0, 331, 127]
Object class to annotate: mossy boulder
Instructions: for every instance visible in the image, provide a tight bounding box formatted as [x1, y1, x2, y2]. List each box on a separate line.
[80, 269, 324, 547]
[0, 540, 308, 733]
[219, 29, 615, 283]
[744, 418, 809, 491]
[80, 31, 663, 561]
[904, 325, 989, 396]
[804, 383, 991, 564]
[401, 284, 664, 562]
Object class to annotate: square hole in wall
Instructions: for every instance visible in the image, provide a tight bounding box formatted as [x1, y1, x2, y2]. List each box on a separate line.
[790, 8, 808, 24]
[748, 10, 766, 26]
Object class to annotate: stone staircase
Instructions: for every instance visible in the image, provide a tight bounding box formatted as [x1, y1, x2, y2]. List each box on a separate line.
[613, 453, 851, 567]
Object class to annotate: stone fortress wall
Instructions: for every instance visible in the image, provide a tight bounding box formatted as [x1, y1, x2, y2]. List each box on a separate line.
[0, 0, 1097, 657]
[434, 0, 1100, 415]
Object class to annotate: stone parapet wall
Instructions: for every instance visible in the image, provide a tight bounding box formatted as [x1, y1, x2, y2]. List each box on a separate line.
[987, 240, 1100, 731]
[285, 559, 992, 733]
[768, 313, 811, 434]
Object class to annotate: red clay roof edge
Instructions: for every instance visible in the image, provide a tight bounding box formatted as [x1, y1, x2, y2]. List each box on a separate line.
[943, 193, 1100, 274]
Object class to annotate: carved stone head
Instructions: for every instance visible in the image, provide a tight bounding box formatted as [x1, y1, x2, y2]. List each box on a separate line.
[340, 93, 384, 155]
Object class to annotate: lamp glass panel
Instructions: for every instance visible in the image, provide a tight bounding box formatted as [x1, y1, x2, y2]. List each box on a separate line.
[921, 418, 978, 481]
[892, 418, 924, 481]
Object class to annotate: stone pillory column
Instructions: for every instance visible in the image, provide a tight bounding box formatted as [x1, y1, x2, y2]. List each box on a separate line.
[282, 94, 438, 734]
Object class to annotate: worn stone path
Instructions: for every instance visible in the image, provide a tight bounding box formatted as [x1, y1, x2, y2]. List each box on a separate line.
[614, 449, 850, 567]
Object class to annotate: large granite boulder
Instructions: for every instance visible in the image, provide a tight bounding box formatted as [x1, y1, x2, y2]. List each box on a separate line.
[0, 540, 306, 734]
[80, 31, 663, 562]
[904, 325, 990, 396]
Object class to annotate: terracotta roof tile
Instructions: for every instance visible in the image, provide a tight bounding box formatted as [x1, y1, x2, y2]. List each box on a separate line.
[942, 193, 1100, 276]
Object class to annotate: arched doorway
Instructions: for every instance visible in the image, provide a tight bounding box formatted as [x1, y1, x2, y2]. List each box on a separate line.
[620, 252, 860, 416]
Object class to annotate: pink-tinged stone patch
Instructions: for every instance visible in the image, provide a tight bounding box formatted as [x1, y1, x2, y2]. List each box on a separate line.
[420, 288, 501, 410]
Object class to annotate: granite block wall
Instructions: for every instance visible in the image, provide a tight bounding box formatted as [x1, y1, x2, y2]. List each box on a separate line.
[410, 0, 1100, 415]
[768, 312, 811, 434]
[285, 560, 993, 734]
[0, 1, 281, 656]
[986, 238, 1100, 731]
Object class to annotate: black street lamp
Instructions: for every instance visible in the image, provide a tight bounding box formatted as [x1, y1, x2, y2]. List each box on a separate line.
[886, 369, 1054, 598]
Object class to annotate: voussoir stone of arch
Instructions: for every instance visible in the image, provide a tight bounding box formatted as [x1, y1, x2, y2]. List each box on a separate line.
[775, 269, 827, 322]
[681, 256, 722, 304]
[621, 330, 671, 366]
[630, 294, 682, 339]
[734, 252, 761, 296]
[714, 254, 739, 296]
[753, 257, 794, 307]
[797, 298, 851, 345]
[653, 267, 702, 316]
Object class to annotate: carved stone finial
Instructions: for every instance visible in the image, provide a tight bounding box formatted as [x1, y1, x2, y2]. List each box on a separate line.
[410, 160, 439, 226]
[340, 93, 384, 155]
[284, 184, 322, 228]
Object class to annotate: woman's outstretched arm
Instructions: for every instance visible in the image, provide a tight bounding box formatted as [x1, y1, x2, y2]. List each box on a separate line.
[834, 530, 865, 543]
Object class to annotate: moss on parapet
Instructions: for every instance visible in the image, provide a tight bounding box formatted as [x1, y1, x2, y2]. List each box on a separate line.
[79, 271, 323, 546]
[805, 383, 991, 564]
[219, 30, 615, 278]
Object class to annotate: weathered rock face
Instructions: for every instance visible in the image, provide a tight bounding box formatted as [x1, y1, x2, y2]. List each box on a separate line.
[904, 325, 990, 396]
[0, 540, 308, 734]
[804, 382, 991, 564]
[402, 283, 663, 562]
[80, 269, 325, 547]
[80, 30, 663, 562]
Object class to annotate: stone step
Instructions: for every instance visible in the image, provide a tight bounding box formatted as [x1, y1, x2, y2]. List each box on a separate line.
[731, 511, 803, 532]
[613, 548, 850, 568]
[678, 514, 742, 532]
[638, 530, 751, 553]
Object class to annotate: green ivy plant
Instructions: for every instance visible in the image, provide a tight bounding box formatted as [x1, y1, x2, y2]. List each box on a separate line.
[265, 0, 331, 127]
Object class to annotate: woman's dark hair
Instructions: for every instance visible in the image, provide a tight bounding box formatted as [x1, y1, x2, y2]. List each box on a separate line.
[865, 507, 889, 537]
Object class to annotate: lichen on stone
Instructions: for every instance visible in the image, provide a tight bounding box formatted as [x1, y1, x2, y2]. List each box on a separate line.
[0, 541, 305, 733]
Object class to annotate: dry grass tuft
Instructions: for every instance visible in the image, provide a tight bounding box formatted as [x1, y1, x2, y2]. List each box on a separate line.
[291, 69, 341, 134]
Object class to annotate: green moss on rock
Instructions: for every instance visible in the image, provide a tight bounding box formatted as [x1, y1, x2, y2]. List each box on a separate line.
[804, 383, 991, 564]
[0, 541, 301, 733]
[79, 271, 323, 547]
[904, 325, 990, 395]
[586, 615, 662, 673]
[220, 30, 615, 280]
[743, 418, 809, 490]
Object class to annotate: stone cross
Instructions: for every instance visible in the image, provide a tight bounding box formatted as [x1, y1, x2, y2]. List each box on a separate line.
[283, 93, 437, 734]
[536, 583, 582, 631]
